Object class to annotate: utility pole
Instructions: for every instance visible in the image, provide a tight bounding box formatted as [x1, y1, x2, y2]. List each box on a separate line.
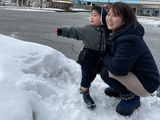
[40, 0, 42, 8]
[49, 0, 52, 8]
[159, 5, 160, 17]
[17, 0, 21, 6]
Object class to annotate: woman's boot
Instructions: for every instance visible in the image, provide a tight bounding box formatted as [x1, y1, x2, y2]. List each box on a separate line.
[82, 89, 96, 109]
[104, 87, 120, 97]
[116, 91, 140, 116]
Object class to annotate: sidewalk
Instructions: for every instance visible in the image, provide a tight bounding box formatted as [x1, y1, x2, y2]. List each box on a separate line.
[30, 7, 91, 12]
[0, 5, 91, 12]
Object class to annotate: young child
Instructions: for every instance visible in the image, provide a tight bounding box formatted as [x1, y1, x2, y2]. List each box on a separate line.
[55, 6, 108, 109]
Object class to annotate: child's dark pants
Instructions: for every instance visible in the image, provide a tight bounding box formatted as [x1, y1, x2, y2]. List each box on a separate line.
[81, 67, 96, 88]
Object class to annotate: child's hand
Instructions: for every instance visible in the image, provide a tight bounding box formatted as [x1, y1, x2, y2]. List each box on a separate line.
[54, 28, 62, 36]
[81, 43, 84, 51]
[54, 28, 58, 35]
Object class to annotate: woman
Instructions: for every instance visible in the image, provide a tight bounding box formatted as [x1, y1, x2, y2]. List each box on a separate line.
[100, 2, 160, 116]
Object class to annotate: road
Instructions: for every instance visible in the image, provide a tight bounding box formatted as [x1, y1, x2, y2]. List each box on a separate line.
[0, 6, 160, 96]
[0, 6, 86, 60]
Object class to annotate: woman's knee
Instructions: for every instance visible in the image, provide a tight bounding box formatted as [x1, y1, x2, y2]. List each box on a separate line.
[100, 66, 110, 82]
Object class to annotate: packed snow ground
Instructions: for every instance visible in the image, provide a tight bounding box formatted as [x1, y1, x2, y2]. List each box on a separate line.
[138, 16, 160, 27]
[0, 34, 160, 120]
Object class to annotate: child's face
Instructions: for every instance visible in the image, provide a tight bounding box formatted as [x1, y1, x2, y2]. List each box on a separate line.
[90, 10, 102, 26]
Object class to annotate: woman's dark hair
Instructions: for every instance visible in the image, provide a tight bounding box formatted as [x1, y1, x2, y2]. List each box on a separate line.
[91, 6, 101, 15]
[107, 2, 138, 31]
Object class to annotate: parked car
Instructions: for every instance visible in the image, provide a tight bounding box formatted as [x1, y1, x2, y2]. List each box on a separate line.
[0, 2, 3, 6]
[0, 1, 8, 6]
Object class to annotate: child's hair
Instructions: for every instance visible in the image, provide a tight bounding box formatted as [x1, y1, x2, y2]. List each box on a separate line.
[91, 6, 101, 15]
[91, 6, 107, 26]
[107, 2, 138, 30]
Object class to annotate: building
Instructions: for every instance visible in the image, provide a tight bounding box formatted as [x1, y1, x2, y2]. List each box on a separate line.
[76, 0, 160, 16]
[11, 0, 160, 16]
[12, 0, 53, 7]
[137, 0, 160, 16]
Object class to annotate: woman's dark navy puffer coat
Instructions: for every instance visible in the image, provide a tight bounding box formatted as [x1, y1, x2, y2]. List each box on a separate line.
[103, 22, 160, 93]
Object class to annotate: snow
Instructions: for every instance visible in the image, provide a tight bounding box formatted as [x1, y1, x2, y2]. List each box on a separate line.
[138, 16, 160, 27]
[1, 33, 160, 120]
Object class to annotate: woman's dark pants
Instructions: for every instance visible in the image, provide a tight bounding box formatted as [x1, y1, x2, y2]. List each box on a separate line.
[100, 66, 128, 94]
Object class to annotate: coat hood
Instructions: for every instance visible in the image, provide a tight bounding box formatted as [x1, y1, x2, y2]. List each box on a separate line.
[100, 7, 107, 27]
[108, 22, 145, 40]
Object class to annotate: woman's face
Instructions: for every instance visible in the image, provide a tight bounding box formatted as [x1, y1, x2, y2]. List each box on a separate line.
[106, 8, 125, 32]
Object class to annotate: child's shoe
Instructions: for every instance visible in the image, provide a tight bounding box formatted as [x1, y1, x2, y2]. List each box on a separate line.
[116, 91, 140, 116]
[82, 89, 96, 109]
[80, 88, 83, 94]
[104, 87, 120, 97]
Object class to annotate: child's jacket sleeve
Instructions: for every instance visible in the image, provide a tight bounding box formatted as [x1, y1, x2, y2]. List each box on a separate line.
[61, 26, 87, 41]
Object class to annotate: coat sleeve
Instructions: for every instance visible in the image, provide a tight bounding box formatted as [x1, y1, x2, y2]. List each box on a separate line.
[61, 25, 87, 41]
[103, 35, 141, 76]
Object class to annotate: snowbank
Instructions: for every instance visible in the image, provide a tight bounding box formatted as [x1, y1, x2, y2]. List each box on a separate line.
[0, 34, 160, 120]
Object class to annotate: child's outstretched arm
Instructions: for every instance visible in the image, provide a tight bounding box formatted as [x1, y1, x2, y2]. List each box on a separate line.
[54, 26, 87, 40]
